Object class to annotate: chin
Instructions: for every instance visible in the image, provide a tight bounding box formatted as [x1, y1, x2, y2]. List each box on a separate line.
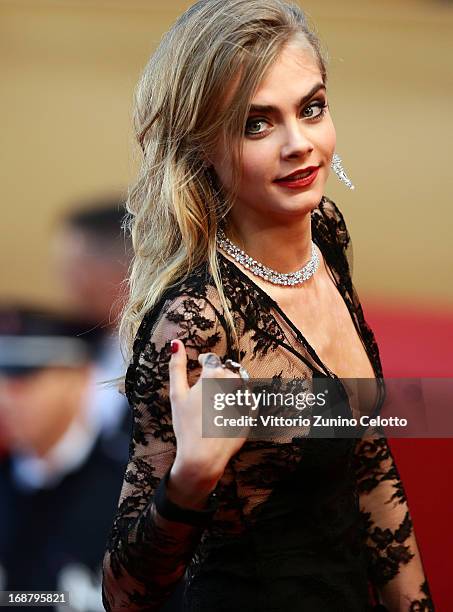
[293, 191, 325, 211]
[272, 203, 318, 218]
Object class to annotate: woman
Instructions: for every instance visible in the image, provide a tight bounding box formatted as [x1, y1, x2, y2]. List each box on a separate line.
[102, 1, 434, 610]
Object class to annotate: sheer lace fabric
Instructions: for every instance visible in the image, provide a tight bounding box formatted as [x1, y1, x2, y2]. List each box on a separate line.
[102, 197, 433, 611]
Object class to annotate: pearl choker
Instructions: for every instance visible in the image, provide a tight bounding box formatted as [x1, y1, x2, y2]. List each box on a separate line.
[216, 228, 319, 286]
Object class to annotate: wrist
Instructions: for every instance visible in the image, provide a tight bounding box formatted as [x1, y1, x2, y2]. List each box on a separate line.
[153, 466, 219, 527]
[168, 461, 220, 509]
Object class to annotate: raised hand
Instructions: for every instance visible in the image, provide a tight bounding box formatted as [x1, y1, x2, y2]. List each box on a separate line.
[166, 339, 249, 509]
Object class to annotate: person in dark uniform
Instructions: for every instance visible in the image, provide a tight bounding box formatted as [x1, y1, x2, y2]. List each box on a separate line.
[52, 199, 135, 440]
[0, 306, 130, 612]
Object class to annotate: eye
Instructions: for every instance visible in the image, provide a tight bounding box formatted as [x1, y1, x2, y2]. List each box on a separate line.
[245, 118, 269, 136]
[302, 100, 328, 120]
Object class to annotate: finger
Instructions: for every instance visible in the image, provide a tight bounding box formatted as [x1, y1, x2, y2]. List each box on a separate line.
[219, 367, 241, 380]
[198, 352, 222, 368]
[168, 339, 189, 402]
[197, 352, 230, 381]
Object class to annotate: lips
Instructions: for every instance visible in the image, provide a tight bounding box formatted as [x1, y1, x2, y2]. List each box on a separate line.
[275, 166, 320, 182]
[274, 166, 320, 189]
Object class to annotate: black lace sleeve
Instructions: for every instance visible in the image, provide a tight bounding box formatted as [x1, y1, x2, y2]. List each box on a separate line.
[102, 292, 227, 611]
[354, 435, 434, 610]
[318, 196, 434, 610]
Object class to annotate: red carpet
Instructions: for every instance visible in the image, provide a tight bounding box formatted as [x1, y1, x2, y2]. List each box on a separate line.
[363, 298, 453, 611]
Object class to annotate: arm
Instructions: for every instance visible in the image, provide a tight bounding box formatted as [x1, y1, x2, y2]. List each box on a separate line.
[354, 435, 435, 611]
[102, 294, 227, 611]
[319, 197, 434, 609]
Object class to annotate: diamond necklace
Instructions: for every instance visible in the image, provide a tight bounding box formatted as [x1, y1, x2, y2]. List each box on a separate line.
[216, 227, 319, 286]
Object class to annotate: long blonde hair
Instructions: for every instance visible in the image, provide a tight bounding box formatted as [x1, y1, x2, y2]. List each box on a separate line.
[119, 0, 328, 364]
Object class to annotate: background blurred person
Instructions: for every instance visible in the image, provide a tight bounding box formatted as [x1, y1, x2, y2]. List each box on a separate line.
[51, 198, 132, 440]
[0, 423, 8, 460]
[0, 305, 130, 612]
[52, 197, 131, 332]
[50, 199, 183, 610]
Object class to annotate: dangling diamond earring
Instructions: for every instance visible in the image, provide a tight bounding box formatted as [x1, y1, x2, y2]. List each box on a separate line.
[331, 153, 355, 190]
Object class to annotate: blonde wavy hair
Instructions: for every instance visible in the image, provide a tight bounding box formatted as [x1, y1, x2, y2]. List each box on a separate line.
[119, 0, 328, 365]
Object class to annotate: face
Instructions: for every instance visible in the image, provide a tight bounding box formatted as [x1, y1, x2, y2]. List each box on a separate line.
[52, 228, 127, 325]
[210, 41, 336, 222]
[0, 367, 89, 456]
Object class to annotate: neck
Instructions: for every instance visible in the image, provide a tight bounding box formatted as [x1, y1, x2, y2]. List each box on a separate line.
[223, 208, 314, 274]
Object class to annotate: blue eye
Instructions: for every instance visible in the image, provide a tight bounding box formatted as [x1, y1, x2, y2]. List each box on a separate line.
[303, 101, 328, 120]
[244, 100, 328, 137]
[245, 119, 268, 135]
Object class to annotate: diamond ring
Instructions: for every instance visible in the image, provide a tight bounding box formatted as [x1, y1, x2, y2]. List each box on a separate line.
[222, 359, 250, 381]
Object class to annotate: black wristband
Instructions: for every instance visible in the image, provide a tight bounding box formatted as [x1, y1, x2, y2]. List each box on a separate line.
[153, 467, 219, 527]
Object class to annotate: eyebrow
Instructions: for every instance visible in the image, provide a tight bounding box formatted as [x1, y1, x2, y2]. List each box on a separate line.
[248, 83, 326, 114]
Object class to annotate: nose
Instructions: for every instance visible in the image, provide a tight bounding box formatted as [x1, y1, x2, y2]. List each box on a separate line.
[280, 120, 314, 160]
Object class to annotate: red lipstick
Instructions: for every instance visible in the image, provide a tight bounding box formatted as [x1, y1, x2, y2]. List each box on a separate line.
[274, 166, 320, 189]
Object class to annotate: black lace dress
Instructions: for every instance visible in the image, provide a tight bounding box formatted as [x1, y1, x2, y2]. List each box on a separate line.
[102, 197, 433, 611]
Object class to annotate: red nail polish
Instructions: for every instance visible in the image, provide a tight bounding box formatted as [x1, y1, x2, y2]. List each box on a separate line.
[171, 340, 179, 353]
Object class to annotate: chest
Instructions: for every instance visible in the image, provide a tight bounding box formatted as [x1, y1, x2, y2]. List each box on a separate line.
[274, 273, 379, 419]
[220, 250, 375, 380]
[268, 270, 375, 381]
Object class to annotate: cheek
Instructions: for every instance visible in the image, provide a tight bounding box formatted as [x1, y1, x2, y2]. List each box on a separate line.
[216, 144, 269, 191]
[321, 117, 336, 154]
[241, 142, 274, 181]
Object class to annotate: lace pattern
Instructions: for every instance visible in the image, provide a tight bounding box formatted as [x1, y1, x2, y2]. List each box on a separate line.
[102, 196, 434, 611]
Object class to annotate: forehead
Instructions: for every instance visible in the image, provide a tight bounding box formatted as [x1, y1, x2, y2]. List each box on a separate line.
[252, 42, 321, 105]
[219, 40, 321, 113]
